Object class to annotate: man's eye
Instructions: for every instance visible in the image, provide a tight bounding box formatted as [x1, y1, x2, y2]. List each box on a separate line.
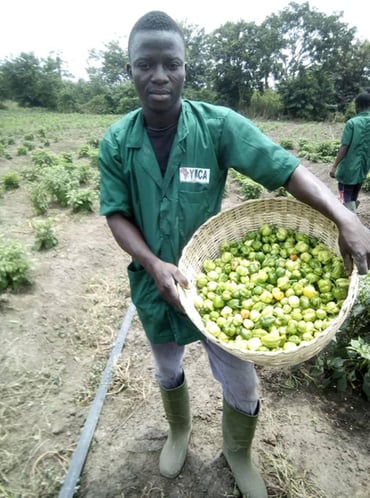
[168, 62, 181, 70]
[137, 62, 151, 70]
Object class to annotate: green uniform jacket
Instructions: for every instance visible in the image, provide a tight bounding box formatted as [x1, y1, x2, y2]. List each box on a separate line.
[336, 110, 370, 184]
[99, 100, 300, 345]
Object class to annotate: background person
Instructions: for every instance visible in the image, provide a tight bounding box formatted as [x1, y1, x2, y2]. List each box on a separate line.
[99, 11, 370, 498]
[330, 92, 370, 214]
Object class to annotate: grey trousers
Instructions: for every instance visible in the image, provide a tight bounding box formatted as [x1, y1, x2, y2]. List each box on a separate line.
[149, 340, 260, 415]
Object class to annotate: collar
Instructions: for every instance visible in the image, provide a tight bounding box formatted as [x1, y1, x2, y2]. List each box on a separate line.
[126, 101, 189, 148]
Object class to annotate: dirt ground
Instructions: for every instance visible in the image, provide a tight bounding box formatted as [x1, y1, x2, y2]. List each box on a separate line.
[0, 116, 369, 498]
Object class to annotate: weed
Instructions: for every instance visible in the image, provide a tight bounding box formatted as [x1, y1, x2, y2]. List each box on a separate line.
[77, 145, 91, 158]
[1, 171, 20, 190]
[30, 184, 49, 215]
[16, 145, 28, 156]
[310, 273, 370, 399]
[362, 173, 370, 192]
[0, 238, 33, 292]
[279, 138, 294, 150]
[33, 219, 58, 251]
[67, 188, 98, 212]
[230, 169, 264, 199]
[298, 139, 340, 163]
[31, 149, 59, 167]
[43, 164, 79, 207]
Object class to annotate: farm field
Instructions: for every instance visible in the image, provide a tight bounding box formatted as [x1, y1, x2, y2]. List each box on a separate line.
[0, 107, 369, 498]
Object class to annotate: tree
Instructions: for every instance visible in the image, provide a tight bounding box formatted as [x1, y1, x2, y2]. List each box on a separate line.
[333, 40, 370, 112]
[263, 2, 356, 80]
[0, 53, 64, 109]
[87, 41, 129, 86]
[180, 22, 210, 91]
[279, 69, 337, 120]
[262, 1, 361, 118]
[208, 21, 267, 109]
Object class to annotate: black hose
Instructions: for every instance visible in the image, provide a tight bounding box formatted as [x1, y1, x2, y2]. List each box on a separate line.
[58, 302, 136, 498]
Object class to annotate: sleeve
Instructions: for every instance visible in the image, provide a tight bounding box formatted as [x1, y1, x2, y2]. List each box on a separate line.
[341, 120, 354, 146]
[219, 111, 300, 191]
[99, 128, 133, 218]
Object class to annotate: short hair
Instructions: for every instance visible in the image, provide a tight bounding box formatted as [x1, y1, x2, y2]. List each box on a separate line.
[128, 11, 185, 56]
[355, 92, 370, 109]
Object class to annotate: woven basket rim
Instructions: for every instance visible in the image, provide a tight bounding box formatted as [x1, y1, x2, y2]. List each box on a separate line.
[178, 198, 359, 367]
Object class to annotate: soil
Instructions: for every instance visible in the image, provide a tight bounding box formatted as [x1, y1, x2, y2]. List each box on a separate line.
[0, 116, 369, 498]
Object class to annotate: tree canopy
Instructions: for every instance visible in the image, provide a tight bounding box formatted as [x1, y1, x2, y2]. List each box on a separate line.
[1, 1, 369, 119]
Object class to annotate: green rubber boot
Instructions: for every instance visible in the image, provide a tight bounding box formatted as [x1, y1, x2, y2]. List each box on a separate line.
[344, 201, 357, 213]
[159, 378, 191, 478]
[223, 398, 267, 498]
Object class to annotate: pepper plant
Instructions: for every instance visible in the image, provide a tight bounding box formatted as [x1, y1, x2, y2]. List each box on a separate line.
[310, 273, 370, 399]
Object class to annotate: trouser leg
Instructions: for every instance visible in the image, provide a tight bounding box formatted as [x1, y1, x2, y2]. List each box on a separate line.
[148, 341, 185, 389]
[202, 340, 266, 497]
[148, 341, 191, 478]
[339, 182, 362, 213]
[202, 339, 259, 415]
[149, 340, 259, 411]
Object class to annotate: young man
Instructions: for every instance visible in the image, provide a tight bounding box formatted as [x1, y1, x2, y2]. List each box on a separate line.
[330, 92, 370, 213]
[99, 11, 370, 498]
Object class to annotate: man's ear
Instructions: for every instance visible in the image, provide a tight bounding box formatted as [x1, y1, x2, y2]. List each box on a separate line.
[127, 64, 132, 79]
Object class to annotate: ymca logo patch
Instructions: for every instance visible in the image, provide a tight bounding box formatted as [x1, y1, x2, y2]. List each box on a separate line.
[179, 167, 210, 184]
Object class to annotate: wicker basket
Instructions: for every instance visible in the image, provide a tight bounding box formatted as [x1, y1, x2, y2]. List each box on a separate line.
[178, 197, 359, 367]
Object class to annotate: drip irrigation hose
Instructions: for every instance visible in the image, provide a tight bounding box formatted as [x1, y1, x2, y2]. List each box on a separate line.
[58, 302, 136, 498]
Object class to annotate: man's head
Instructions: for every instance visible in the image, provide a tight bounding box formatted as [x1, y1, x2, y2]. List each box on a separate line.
[127, 11, 187, 122]
[355, 92, 370, 112]
[128, 11, 186, 60]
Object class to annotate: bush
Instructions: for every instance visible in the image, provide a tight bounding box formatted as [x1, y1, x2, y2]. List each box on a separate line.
[0, 238, 33, 292]
[362, 174, 370, 192]
[2, 172, 20, 190]
[89, 149, 99, 167]
[31, 149, 58, 167]
[298, 139, 340, 163]
[74, 163, 94, 185]
[78, 145, 91, 158]
[33, 219, 58, 251]
[248, 89, 284, 119]
[279, 138, 294, 150]
[273, 186, 289, 197]
[81, 95, 112, 114]
[310, 273, 370, 399]
[30, 184, 49, 215]
[43, 165, 79, 207]
[16, 145, 28, 156]
[230, 170, 264, 199]
[67, 188, 98, 212]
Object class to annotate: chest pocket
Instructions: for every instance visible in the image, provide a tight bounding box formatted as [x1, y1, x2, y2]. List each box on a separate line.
[178, 188, 211, 249]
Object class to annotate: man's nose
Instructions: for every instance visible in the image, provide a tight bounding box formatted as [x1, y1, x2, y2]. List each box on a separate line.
[152, 65, 169, 82]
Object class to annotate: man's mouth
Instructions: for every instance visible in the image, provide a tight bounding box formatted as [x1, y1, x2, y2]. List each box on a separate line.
[149, 91, 170, 95]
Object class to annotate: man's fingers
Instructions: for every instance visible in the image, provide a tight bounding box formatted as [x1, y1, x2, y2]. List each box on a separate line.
[174, 268, 190, 289]
[342, 252, 353, 276]
[353, 254, 369, 275]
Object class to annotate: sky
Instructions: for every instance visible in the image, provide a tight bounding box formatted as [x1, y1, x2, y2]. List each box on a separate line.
[1, 0, 368, 80]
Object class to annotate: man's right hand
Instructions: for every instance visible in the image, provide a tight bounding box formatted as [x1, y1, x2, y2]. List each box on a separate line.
[150, 260, 189, 311]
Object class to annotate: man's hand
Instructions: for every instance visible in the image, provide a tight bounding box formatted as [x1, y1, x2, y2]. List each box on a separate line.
[150, 260, 190, 311]
[329, 166, 336, 179]
[338, 218, 370, 275]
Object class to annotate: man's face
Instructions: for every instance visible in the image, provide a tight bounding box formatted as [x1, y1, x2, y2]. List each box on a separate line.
[127, 30, 186, 116]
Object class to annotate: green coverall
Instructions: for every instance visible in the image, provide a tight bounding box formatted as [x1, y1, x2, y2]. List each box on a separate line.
[99, 99, 300, 345]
